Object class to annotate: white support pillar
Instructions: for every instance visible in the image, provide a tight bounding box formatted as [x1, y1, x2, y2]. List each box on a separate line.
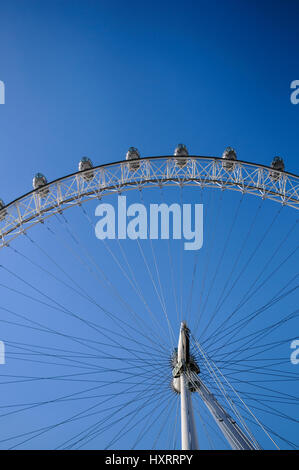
[173, 322, 260, 450]
[177, 322, 199, 450]
[187, 385, 199, 450]
[195, 376, 260, 450]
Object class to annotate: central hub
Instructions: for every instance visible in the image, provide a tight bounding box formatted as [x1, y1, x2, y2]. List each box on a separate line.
[171, 322, 200, 394]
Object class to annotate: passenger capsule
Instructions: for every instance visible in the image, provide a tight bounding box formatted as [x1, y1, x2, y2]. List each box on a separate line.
[270, 156, 285, 180]
[0, 199, 6, 221]
[33, 173, 49, 197]
[126, 147, 140, 171]
[222, 146, 237, 170]
[79, 157, 94, 181]
[174, 144, 188, 167]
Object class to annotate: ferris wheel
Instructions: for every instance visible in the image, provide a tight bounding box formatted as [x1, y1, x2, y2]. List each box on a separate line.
[0, 145, 297, 450]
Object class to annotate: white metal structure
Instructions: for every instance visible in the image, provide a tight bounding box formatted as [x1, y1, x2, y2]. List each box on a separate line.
[0, 151, 298, 450]
[172, 322, 260, 450]
[0, 155, 298, 248]
[173, 322, 199, 449]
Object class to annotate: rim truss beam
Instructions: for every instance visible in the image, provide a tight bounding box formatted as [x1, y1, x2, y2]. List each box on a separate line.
[0, 156, 298, 248]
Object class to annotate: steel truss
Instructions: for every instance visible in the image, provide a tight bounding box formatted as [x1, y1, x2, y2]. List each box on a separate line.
[0, 156, 298, 248]
[174, 323, 260, 450]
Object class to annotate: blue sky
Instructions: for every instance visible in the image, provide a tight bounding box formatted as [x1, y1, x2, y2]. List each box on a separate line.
[0, 0, 298, 450]
[0, 0, 299, 202]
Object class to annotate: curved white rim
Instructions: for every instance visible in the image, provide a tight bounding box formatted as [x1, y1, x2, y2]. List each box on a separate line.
[0, 155, 298, 248]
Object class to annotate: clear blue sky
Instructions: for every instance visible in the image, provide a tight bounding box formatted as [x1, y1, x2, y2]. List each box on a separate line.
[0, 0, 299, 201]
[0, 0, 298, 450]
